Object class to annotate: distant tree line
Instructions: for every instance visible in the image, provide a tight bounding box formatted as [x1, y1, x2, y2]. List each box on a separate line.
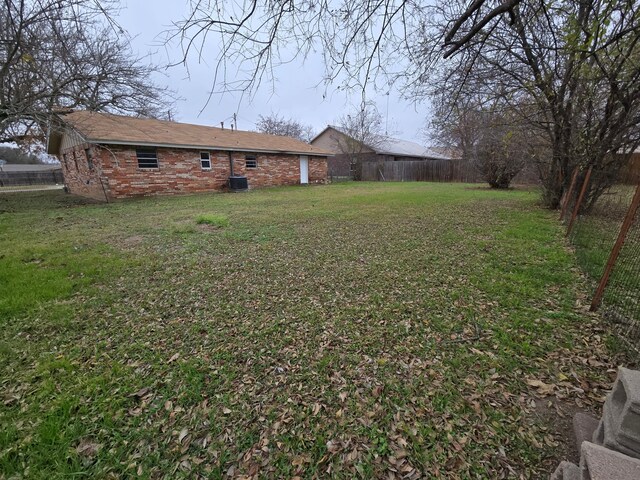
[0, 145, 41, 164]
[255, 113, 315, 143]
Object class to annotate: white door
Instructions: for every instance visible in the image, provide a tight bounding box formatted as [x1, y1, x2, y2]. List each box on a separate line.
[299, 156, 309, 184]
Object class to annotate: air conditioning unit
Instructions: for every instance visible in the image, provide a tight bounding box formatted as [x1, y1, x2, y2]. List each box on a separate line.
[228, 175, 248, 192]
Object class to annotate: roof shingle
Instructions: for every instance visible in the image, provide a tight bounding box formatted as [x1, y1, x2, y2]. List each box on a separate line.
[57, 111, 331, 156]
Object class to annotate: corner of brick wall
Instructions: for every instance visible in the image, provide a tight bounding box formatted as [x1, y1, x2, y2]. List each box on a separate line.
[59, 144, 111, 201]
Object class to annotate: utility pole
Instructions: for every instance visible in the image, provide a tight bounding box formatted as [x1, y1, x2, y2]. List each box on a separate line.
[385, 92, 390, 136]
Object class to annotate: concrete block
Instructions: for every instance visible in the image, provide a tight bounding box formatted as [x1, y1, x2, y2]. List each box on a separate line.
[579, 441, 640, 480]
[596, 367, 640, 458]
[591, 420, 604, 445]
[550, 461, 580, 480]
[574, 413, 599, 454]
[595, 403, 640, 459]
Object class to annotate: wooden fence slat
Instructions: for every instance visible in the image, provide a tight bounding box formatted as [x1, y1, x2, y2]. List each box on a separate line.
[566, 166, 593, 237]
[359, 159, 481, 183]
[559, 168, 580, 221]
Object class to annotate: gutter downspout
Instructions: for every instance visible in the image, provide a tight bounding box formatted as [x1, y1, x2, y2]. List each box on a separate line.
[228, 151, 234, 176]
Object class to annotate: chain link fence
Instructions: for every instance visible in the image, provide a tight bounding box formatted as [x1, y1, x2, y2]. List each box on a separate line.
[561, 167, 640, 358]
[0, 169, 64, 186]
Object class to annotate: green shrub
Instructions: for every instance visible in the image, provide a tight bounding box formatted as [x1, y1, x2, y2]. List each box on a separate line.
[195, 214, 229, 228]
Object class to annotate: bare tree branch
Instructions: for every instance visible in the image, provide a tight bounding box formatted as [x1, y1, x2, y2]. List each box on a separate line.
[255, 113, 315, 142]
[0, 0, 176, 144]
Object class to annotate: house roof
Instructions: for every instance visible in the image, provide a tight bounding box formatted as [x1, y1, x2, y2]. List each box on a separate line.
[311, 125, 452, 160]
[427, 146, 463, 160]
[375, 138, 452, 160]
[49, 111, 332, 156]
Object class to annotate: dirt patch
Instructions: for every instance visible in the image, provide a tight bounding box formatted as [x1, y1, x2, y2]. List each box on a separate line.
[196, 224, 223, 233]
[533, 396, 593, 470]
[122, 235, 145, 248]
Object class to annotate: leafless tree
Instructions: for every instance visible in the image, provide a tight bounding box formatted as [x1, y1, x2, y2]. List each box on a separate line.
[0, 145, 41, 164]
[255, 113, 315, 142]
[0, 0, 175, 144]
[430, 70, 547, 189]
[427, 0, 640, 207]
[473, 110, 536, 189]
[433, 99, 544, 190]
[335, 103, 385, 180]
[430, 91, 483, 165]
[171, 0, 441, 97]
[173, 1, 640, 206]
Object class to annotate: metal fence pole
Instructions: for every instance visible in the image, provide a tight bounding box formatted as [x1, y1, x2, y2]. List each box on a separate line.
[590, 183, 640, 311]
[566, 165, 593, 237]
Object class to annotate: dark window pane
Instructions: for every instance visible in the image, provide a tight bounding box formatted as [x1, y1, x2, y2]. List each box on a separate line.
[245, 155, 257, 169]
[136, 148, 158, 169]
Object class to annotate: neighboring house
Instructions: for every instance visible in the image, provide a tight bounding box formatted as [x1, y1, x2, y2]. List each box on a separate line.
[311, 125, 453, 161]
[373, 138, 454, 162]
[47, 111, 330, 201]
[310, 125, 453, 178]
[427, 146, 463, 161]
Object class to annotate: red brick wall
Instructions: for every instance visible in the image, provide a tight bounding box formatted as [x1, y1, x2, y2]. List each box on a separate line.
[309, 156, 328, 184]
[58, 144, 327, 199]
[230, 152, 327, 187]
[96, 146, 230, 198]
[59, 143, 110, 201]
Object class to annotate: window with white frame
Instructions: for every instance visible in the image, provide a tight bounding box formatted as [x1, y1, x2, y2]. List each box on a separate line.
[200, 152, 211, 170]
[245, 155, 257, 169]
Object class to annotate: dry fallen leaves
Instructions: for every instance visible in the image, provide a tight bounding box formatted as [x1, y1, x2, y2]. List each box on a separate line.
[326, 440, 341, 454]
[526, 379, 555, 396]
[76, 439, 101, 458]
[2, 184, 623, 479]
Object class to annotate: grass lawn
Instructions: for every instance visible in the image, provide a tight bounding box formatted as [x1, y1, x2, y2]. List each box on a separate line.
[0, 183, 622, 479]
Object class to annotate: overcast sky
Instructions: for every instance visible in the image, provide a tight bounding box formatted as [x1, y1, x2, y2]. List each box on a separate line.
[117, 1, 432, 144]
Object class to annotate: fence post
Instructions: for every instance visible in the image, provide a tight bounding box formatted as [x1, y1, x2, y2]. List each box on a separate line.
[590, 183, 640, 311]
[566, 165, 593, 237]
[559, 168, 580, 221]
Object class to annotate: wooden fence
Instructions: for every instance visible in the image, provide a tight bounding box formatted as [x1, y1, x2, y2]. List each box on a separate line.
[361, 159, 481, 183]
[328, 154, 353, 182]
[618, 153, 640, 185]
[0, 170, 64, 187]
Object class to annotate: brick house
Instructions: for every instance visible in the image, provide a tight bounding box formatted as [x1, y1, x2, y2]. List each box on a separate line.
[310, 125, 452, 178]
[47, 111, 330, 201]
